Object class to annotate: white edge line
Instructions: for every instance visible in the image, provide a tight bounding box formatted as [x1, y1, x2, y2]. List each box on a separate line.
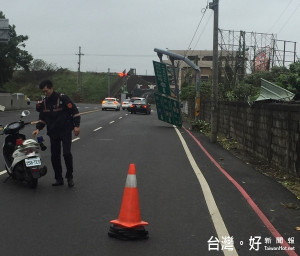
[72, 137, 80, 142]
[174, 126, 238, 256]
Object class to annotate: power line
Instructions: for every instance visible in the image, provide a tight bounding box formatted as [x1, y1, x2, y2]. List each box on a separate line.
[176, 1, 210, 71]
[191, 11, 213, 53]
[277, 1, 300, 35]
[32, 53, 155, 58]
[184, 4, 209, 59]
[32, 54, 75, 56]
[84, 54, 155, 57]
[267, 0, 293, 33]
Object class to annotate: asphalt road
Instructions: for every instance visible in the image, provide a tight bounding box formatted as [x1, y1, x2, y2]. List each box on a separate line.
[0, 103, 299, 256]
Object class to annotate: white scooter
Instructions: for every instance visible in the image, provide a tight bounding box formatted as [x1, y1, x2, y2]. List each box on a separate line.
[0, 110, 47, 188]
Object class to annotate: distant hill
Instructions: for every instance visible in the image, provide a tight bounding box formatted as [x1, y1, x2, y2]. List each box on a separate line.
[3, 70, 119, 103]
[2, 70, 157, 103]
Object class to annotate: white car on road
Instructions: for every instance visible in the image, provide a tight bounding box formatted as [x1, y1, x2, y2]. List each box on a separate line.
[121, 99, 131, 110]
[101, 97, 121, 111]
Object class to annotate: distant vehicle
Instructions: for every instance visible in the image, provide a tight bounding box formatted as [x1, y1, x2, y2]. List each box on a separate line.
[121, 99, 131, 110]
[130, 97, 144, 102]
[101, 97, 120, 111]
[129, 98, 151, 115]
[127, 97, 145, 112]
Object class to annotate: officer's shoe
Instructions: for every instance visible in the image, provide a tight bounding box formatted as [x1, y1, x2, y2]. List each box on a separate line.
[67, 179, 74, 188]
[52, 179, 64, 186]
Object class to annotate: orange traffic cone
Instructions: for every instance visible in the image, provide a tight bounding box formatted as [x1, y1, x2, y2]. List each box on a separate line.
[108, 164, 148, 240]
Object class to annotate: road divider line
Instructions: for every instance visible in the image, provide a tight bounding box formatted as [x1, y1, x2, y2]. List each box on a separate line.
[174, 126, 238, 256]
[24, 109, 101, 127]
[109, 121, 115, 124]
[183, 127, 297, 256]
[79, 109, 100, 115]
[0, 170, 7, 175]
[119, 117, 123, 119]
[72, 137, 80, 142]
[93, 127, 103, 132]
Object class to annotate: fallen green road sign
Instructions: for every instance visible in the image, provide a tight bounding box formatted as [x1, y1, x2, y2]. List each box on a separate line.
[154, 93, 182, 127]
[153, 61, 171, 96]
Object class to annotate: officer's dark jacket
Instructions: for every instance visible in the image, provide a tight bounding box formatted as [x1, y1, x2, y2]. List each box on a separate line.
[36, 91, 80, 136]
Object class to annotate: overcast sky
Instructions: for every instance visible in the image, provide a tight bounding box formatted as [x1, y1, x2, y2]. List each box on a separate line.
[1, 0, 300, 75]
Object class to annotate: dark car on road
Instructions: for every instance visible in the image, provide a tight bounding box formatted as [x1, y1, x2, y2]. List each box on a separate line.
[127, 97, 144, 112]
[129, 98, 151, 115]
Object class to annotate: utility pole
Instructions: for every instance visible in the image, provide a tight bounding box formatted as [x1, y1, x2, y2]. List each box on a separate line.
[76, 46, 84, 92]
[209, 0, 219, 143]
[107, 68, 111, 96]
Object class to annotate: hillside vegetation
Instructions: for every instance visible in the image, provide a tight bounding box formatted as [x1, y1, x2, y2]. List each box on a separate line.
[3, 70, 118, 103]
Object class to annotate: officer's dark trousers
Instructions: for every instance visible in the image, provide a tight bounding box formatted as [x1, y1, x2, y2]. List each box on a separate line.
[50, 130, 73, 181]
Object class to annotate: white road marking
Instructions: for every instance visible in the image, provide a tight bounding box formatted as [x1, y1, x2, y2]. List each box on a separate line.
[109, 121, 115, 124]
[93, 127, 103, 131]
[0, 170, 7, 175]
[119, 117, 122, 119]
[72, 137, 80, 142]
[174, 126, 238, 256]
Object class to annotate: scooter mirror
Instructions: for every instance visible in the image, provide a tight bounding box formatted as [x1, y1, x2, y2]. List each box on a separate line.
[21, 110, 30, 117]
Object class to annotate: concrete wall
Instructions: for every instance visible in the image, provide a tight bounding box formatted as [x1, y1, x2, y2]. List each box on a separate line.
[0, 93, 28, 110]
[199, 100, 300, 177]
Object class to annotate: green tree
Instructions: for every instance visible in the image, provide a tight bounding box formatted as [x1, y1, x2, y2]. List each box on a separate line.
[277, 61, 300, 99]
[0, 11, 33, 90]
[29, 59, 58, 72]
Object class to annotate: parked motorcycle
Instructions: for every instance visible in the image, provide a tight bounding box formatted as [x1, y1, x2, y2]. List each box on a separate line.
[0, 110, 47, 188]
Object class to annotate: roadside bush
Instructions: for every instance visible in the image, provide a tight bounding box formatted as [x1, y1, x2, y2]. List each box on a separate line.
[191, 119, 211, 134]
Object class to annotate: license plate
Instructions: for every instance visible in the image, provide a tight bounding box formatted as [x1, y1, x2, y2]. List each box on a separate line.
[25, 157, 41, 167]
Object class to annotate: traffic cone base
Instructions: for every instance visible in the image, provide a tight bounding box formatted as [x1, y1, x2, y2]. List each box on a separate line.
[110, 219, 149, 229]
[108, 224, 149, 240]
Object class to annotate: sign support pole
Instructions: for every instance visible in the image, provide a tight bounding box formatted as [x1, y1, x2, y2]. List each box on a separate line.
[209, 0, 219, 143]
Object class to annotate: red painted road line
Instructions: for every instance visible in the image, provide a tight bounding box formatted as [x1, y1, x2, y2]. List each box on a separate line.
[184, 127, 298, 256]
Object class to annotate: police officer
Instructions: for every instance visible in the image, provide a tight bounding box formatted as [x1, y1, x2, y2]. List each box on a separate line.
[32, 80, 80, 187]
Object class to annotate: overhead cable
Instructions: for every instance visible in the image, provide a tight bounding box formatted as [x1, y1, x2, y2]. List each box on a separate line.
[267, 0, 293, 33]
[277, 1, 300, 35]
